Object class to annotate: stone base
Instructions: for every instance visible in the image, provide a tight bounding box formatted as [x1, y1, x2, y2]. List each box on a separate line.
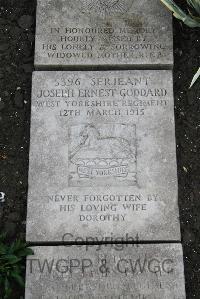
[25, 244, 186, 298]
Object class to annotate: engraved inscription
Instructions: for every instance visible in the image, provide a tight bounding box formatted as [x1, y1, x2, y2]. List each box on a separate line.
[35, 0, 173, 66]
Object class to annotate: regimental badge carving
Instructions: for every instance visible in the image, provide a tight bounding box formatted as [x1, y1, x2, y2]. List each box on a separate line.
[69, 123, 137, 187]
[80, 0, 134, 17]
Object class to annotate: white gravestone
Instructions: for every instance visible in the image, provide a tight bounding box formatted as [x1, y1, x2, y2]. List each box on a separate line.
[35, 0, 173, 68]
[26, 70, 180, 242]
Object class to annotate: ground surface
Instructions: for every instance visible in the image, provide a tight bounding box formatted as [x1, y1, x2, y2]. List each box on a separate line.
[0, 0, 199, 298]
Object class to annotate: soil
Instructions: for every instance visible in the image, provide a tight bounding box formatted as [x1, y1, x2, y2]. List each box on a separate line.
[0, 0, 199, 298]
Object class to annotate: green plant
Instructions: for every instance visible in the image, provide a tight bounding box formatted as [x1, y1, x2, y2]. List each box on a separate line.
[160, 0, 200, 27]
[160, 0, 200, 87]
[0, 234, 33, 299]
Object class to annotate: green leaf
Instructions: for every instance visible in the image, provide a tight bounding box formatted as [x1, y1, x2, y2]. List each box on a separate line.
[21, 248, 34, 256]
[190, 67, 200, 88]
[11, 240, 25, 253]
[15, 247, 34, 258]
[0, 245, 7, 255]
[0, 236, 33, 299]
[160, 0, 200, 27]
[4, 277, 10, 292]
[1, 255, 22, 265]
[187, 0, 200, 15]
[11, 272, 25, 287]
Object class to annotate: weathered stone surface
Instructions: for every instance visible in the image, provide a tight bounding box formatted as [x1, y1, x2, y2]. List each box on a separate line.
[25, 244, 186, 298]
[35, 0, 173, 68]
[26, 70, 180, 242]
